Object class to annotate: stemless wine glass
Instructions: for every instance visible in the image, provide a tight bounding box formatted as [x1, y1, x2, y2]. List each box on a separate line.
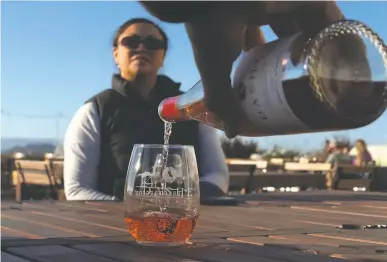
[124, 144, 200, 246]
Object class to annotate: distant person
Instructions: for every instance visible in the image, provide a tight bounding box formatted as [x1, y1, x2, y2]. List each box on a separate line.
[63, 18, 228, 201]
[341, 145, 350, 155]
[325, 144, 353, 166]
[325, 142, 354, 189]
[313, 139, 332, 162]
[353, 139, 373, 166]
[325, 143, 353, 189]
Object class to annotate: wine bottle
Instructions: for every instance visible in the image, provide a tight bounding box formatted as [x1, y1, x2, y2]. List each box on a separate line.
[158, 20, 387, 137]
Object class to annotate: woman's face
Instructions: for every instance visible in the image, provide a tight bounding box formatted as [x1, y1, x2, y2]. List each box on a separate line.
[113, 23, 166, 79]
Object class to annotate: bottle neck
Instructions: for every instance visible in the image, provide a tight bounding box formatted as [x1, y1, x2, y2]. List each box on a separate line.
[158, 96, 183, 123]
[175, 80, 205, 109]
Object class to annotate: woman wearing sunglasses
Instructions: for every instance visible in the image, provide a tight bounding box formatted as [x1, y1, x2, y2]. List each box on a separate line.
[63, 18, 229, 201]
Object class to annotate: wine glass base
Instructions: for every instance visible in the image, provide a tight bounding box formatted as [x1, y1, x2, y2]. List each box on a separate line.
[136, 241, 186, 247]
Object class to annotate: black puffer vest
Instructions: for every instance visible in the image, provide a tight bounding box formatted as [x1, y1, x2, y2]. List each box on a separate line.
[86, 74, 200, 199]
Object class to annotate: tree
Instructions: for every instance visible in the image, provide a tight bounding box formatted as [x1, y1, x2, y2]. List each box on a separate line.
[221, 137, 259, 159]
[332, 135, 354, 149]
[263, 145, 300, 160]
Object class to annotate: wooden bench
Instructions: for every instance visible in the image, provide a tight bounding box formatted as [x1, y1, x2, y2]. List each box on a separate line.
[1, 156, 14, 189]
[228, 161, 332, 193]
[369, 167, 387, 191]
[332, 165, 378, 191]
[266, 158, 286, 171]
[226, 159, 267, 169]
[12, 160, 63, 201]
[45, 158, 64, 184]
[228, 158, 387, 193]
[247, 172, 327, 190]
[284, 162, 331, 173]
[227, 159, 268, 193]
[46, 158, 65, 200]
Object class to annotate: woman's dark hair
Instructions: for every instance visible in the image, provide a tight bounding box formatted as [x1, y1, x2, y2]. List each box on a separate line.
[112, 18, 168, 52]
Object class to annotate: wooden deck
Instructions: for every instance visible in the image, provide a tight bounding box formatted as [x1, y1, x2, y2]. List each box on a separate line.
[2, 191, 387, 262]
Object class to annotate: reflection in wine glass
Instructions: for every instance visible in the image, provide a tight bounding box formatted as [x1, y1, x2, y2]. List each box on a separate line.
[124, 144, 200, 246]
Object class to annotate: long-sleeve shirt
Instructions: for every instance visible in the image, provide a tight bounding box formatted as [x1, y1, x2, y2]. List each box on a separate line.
[63, 101, 229, 200]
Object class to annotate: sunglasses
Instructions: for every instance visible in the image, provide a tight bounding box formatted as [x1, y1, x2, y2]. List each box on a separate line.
[120, 35, 166, 51]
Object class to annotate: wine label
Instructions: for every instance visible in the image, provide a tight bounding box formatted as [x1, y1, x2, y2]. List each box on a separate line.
[233, 34, 311, 134]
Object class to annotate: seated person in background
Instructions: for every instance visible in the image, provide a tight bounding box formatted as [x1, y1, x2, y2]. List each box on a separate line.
[341, 145, 350, 155]
[63, 18, 229, 201]
[326, 143, 353, 166]
[325, 143, 353, 189]
[353, 139, 373, 166]
[314, 140, 334, 162]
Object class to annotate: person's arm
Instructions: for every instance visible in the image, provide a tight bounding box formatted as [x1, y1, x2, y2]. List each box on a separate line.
[197, 124, 229, 194]
[325, 153, 336, 166]
[64, 102, 115, 201]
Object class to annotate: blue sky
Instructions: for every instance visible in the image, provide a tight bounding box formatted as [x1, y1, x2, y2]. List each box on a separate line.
[1, 1, 387, 150]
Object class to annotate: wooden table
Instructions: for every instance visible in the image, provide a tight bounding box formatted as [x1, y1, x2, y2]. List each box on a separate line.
[2, 191, 387, 262]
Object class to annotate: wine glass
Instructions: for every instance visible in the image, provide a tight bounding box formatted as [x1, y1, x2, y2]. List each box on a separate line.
[124, 144, 200, 246]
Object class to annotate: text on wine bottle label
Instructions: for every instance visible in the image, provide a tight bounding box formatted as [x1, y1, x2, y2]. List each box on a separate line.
[233, 34, 311, 134]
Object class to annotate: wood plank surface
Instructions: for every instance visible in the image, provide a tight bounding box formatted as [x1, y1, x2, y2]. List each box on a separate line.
[2, 191, 387, 262]
[284, 162, 331, 172]
[72, 243, 204, 262]
[1, 252, 31, 262]
[7, 245, 118, 262]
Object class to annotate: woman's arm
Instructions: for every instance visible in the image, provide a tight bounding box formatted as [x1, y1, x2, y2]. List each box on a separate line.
[64, 102, 115, 200]
[197, 124, 229, 194]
